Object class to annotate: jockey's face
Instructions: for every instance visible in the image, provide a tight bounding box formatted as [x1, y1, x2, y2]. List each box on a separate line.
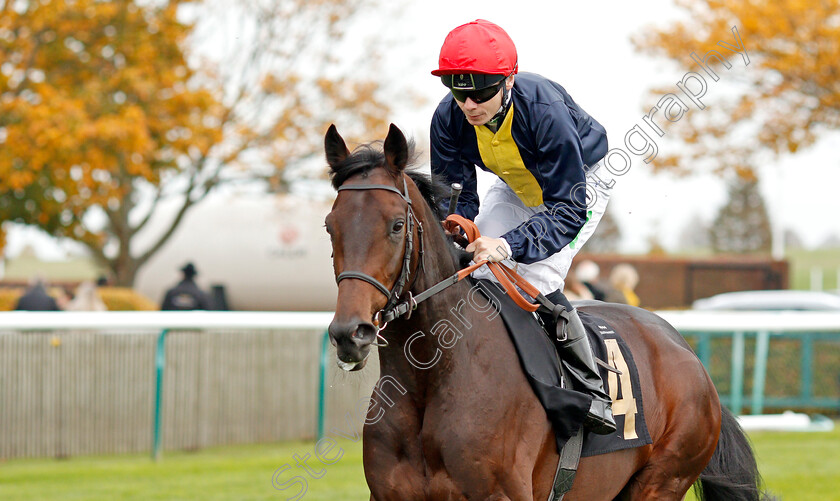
[454, 76, 515, 126]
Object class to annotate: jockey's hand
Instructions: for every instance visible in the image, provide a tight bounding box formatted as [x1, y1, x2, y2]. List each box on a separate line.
[441, 220, 469, 248]
[466, 236, 511, 263]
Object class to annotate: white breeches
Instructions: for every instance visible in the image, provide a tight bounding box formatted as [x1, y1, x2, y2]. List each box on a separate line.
[471, 170, 613, 295]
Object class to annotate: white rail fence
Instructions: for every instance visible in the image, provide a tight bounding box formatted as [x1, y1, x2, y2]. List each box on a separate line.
[0, 312, 382, 460]
[1, 310, 839, 460]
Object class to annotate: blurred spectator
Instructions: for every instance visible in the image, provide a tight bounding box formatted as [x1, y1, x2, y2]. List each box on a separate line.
[574, 259, 626, 303]
[564, 272, 594, 301]
[574, 260, 609, 301]
[609, 263, 641, 307]
[161, 262, 211, 310]
[66, 281, 108, 311]
[210, 284, 231, 311]
[14, 277, 61, 311]
[54, 287, 73, 310]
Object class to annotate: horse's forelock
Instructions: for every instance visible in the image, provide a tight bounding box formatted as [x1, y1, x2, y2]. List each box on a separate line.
[328, 143, 386, 189]
[329, 148, 468, 267]
[329, 138, 421, 189]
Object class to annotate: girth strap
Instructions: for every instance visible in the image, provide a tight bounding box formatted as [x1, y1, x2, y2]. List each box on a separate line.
[548, 427, 584, 501]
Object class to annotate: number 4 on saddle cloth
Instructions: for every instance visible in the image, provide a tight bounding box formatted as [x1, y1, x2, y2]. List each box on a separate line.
[473, 279, 652, 456]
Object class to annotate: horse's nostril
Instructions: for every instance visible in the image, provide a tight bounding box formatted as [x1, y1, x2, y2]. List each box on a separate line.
[329, 320, 376, 346]
[354, 323, 377, 344]
[328, 320, 354, 341]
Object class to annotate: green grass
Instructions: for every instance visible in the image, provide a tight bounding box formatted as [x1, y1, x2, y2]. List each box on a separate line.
[750, 425, 840, 501]
[684, 422, 840, 501]
[2, 423, 839, 500]
[0, 439, 369, 501]
[787, 247, 840, 291]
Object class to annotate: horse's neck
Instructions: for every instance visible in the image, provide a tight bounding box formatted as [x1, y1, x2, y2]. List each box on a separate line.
[377, 282, 485, 402]
[376, 199, 506, 404]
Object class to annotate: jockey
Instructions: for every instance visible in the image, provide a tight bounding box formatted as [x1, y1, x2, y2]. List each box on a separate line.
[430, 19, 616, 434]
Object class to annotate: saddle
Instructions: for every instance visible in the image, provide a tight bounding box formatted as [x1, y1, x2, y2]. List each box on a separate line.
[473, 279, 652, 499]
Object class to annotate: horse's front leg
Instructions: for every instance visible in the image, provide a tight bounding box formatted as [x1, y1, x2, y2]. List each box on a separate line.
[365, 453, 428, 500]
[364, 413, 428, 501]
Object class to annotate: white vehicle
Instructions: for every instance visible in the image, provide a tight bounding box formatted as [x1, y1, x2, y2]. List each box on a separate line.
[692, 290, 840, 311]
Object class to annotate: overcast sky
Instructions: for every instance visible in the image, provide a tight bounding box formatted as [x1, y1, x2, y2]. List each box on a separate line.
[5, 0, 839, 260]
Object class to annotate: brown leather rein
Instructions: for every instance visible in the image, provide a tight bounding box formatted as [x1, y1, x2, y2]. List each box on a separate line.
[334, 176, 555, 335]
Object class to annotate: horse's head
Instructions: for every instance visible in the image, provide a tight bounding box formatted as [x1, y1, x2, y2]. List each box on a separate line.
[324, 123, 419, 371]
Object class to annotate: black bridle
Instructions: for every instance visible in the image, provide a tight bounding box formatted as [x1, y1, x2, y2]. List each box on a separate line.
[335, 177, 424, 336]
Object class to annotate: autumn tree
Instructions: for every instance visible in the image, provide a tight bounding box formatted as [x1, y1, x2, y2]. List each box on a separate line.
[633, 0, 840, 179]
[646, 234, 668, 256]
[709, 179, 772, 254]
[0, 0, 392, 285]
[677, 213, 711, 252]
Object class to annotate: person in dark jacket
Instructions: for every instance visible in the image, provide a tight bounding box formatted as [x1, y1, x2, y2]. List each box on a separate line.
[430, 20, 616, 434]
[160, 262, 210, 310]
[15, 278, 61, 311]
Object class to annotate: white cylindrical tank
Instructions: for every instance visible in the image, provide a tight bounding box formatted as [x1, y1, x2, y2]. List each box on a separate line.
[135, 192, 338, 311]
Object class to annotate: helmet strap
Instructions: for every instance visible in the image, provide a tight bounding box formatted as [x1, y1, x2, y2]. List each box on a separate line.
[485, 80, 512, 132]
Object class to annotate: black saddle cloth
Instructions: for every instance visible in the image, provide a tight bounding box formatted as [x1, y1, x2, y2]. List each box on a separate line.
[473, 280, 651, 456]
[576, 311, 652, 456]
[474, 280, 589, 451]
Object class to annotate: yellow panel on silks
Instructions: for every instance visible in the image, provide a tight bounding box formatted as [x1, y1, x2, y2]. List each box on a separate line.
[474, 105, 544, 207]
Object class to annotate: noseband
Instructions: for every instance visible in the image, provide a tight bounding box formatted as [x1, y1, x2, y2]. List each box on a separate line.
[335, 177, 424, 332]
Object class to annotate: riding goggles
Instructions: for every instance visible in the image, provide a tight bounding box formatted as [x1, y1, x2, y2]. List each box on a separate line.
[449, 79, 505, 104]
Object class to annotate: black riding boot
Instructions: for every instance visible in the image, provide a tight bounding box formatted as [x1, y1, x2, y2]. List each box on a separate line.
[542, 290, 617, 435]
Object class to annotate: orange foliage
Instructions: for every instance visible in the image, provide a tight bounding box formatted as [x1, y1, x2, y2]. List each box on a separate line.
[634, 0, 840, 179]
[0, 0, 391, 285]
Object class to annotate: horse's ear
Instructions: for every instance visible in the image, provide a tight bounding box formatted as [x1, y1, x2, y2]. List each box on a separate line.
[325, 124, 350, 170]
[383, 123, 408, 173]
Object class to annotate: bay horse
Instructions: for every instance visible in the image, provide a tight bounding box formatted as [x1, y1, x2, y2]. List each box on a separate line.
[324, 123, 771, 500]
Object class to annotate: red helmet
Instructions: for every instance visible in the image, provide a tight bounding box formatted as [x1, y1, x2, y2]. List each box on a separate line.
[432, 20, 518, 79]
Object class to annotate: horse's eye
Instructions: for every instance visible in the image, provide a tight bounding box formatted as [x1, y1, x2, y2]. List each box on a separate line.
[391, 220, 405, 233]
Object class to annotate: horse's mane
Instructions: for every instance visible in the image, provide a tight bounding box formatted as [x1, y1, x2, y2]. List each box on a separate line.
[329, 140, 472, 267]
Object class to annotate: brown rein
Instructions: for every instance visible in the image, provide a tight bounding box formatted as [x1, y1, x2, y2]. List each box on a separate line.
[445, 214, 551, 314]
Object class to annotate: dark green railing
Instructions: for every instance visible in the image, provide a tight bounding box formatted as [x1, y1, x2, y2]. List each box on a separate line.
[682, 330, 840, 414]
